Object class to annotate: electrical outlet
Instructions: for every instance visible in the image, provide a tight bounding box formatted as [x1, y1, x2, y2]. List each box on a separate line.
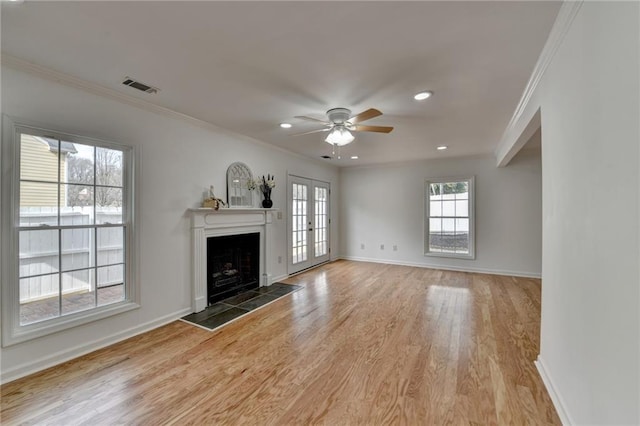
[393, 245, 398, 251]
[360, 243, 365, 249]
[277, 211, 283, 220]
[278, 256, 282, 264]
[380, 244, 384, 250]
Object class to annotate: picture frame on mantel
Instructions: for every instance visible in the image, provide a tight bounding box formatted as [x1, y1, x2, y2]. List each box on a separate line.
[226, 162, 254, 208]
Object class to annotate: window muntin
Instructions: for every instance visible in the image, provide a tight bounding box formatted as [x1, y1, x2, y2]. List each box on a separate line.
[2, 122, 137, 345]
[425, 177, 474, 259]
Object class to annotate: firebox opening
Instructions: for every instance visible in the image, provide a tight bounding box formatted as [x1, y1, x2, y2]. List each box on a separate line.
[207, 232, 260, 305]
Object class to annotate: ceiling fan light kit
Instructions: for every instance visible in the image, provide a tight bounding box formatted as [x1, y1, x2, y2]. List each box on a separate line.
[325, 126, 355, 146]
[292, 107, 393, 149]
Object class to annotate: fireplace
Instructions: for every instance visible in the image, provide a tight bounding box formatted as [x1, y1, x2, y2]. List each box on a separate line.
[190, 208, 274, 313]
[207, 232, 259, 304]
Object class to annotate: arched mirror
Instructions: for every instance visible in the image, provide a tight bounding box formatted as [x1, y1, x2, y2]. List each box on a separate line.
[226, 162, 253, 208]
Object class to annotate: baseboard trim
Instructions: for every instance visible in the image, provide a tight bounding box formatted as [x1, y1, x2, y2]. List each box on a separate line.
[338, 256, 541, 279]
[271, 274, 289, 283]
[535, 355, 573, 425]
[0, 307, 192, 384]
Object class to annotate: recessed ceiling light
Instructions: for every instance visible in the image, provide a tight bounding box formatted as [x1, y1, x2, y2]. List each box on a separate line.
[350, 156, 359, 160]
[414, 91, 433, 101]
[437, 145, 448, 151]
[279, 123, 292, 129]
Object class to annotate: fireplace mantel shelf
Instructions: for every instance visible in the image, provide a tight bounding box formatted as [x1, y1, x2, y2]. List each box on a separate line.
[189, 208, 278, 214]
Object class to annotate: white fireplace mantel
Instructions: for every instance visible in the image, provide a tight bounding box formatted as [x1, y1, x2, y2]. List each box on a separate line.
[189, 208, 276, 313]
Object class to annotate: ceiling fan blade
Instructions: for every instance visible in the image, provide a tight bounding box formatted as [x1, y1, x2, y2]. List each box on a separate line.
[290, 128, 331, 136]
[353, 124, 394, 134]
[348, 108, 382, 124]
[294, 115, 331, 125]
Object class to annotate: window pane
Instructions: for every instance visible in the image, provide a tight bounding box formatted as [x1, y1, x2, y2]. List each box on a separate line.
[20, 182, 59, 227]
[455, 218, 469, 233]
[98, 284, 124, 306]
[20, 274, 60, 325]
[429, 233, 442, 252]
[64, 143, 94, 184]
[443, 218, 455, 233]
[96, 187, 123, 224]
[96, 147, 123, 187]
[455, 200, 468, 217]
[454, 237, 469, 254]
[97, 227, 124, 266]
[430, 201, 441, 216]
[455, 219, 470, 253]
[63, 183, 94, 210]
[62, 269, 96, 315]
[98, 264, 124, 290]
[442, 200, 455, 216]
[20, 135, 59, 182]
[61, 228, 94, 271]
[455, 182, 469, 197]
[19, 229, 59, 278]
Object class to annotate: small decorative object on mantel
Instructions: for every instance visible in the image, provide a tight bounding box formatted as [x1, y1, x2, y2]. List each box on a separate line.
[259, 174, 276, 208]
[202, 185, 226, 210]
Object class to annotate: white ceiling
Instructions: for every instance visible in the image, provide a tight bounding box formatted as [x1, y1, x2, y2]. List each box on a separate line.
[1, 1, 560, 167]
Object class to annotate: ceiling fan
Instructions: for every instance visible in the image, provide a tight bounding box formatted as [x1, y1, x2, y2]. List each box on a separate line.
[292, 108, 393, 146]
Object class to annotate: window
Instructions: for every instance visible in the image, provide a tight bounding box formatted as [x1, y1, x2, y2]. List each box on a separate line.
[425, 177, 475, 259]
[1, 121, 138, 346]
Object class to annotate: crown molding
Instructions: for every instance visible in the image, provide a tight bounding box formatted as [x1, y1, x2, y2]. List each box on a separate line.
[495, 0, 583, 167]
[0, 53, 338, 170]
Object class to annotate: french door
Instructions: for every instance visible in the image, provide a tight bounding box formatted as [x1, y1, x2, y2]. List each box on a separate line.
[288, 176, 330, 274]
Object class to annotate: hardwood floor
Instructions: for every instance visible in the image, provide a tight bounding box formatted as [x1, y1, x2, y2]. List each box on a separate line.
[1, 260, 560, 425]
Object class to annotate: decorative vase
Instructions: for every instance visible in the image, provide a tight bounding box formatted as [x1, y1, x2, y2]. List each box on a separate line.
[262, 198, 273, 209]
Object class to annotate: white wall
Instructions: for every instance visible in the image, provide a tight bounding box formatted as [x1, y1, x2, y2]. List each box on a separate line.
[0, 65, 339, 381]
[537, 2, 640, 424]
[339, 151, 542, 277]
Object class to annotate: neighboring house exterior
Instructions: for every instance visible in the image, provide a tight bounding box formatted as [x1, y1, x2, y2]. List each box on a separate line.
[19, 134, 76, 207]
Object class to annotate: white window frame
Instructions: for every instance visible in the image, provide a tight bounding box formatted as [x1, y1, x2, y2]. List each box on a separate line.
[424, 176, 475, 260]
[1, 117, 139, 346]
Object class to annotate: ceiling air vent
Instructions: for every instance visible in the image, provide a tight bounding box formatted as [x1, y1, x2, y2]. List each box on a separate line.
[122, 77, 159, 94]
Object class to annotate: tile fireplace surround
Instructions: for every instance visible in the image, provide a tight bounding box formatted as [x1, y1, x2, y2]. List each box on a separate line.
[189, 208, 276, 313]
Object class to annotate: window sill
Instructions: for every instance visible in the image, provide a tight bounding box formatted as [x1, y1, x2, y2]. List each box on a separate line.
[2, 301, 140, 347]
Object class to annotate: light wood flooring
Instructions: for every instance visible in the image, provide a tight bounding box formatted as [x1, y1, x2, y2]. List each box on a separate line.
[1, 260, 559, 425]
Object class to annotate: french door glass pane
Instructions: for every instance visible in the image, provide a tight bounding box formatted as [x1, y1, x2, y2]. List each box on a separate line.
[314, 186, 328, 257]
[292, 183, 308, 264]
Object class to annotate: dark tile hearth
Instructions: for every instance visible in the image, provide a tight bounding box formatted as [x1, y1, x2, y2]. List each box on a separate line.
[181, 282, 301, 331]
